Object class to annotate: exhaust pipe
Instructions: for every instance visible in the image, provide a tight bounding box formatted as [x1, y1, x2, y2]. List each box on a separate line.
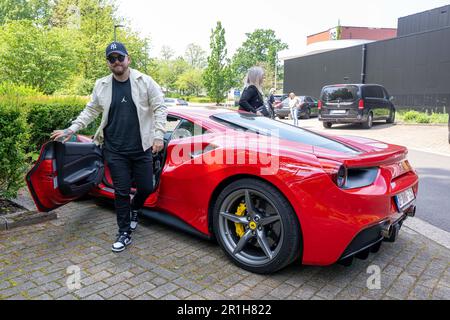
[405, 206, 416, 217]
[381, 224, 393, 238]
[382, 222, 400, 242]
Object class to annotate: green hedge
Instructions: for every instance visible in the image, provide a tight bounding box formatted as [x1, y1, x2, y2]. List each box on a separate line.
[25, 96, 100, 153]
[0, 95, 103, 199]
[0, 99, 30, 199]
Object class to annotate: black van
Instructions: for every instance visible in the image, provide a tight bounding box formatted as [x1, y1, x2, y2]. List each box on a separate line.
[318, 84, 396, 129]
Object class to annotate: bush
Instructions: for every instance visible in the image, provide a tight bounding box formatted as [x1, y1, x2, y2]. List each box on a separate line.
[0, 82, 43, 97]
[186, 96, 215, 103]
[403, 111, 420, 122]
[416, 114, 431, 123]
[0, 99, 30, 199]
[25, 96, 99, 153]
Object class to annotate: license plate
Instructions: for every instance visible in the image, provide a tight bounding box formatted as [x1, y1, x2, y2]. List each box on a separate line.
[330, 109, 346, 115]
[395, 188, 415, 211]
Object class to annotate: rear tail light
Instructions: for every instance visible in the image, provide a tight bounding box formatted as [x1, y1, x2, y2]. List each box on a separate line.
[318, 100, 322, 110]
[318, 158, 378, 189]
[317, 158, 345, 187]
[336, 165, 347, 188]
[358, 99, 364, 110]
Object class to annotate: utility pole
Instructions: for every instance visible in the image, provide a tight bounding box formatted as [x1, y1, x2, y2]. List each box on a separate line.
[114, 24, 124, 42]
[274, 52, 278, 91]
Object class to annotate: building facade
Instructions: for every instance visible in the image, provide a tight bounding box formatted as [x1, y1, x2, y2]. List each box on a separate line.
[284, 6, 450, 112]
[307, 26, 397, 45]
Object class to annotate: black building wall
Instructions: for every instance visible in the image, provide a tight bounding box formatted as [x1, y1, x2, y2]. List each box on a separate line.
[284, 46, 363, 98]
[398, 5, 450, 36]
[284, 26, 450, 112]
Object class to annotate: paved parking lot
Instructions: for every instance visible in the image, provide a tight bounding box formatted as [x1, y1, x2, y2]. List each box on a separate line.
[283, 117, 450, 156]
[0, 195, 449, 300]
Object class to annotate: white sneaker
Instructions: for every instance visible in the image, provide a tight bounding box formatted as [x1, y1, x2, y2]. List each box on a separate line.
[111, 232, 132, 252]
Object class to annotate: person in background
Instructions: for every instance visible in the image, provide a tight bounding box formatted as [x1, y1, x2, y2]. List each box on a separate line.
[288, 92, 300, 126]
[267, 88, 276, 119]
[238, 66, 266, 116]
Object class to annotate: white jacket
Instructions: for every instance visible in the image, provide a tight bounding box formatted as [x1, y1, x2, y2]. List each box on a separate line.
[68, 68, 167, 152]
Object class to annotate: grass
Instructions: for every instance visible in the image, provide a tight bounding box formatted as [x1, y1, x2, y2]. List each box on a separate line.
[397, 110, 449, 124]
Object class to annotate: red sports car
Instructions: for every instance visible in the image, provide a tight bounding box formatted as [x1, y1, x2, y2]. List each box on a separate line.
[26, 107, 419, 274]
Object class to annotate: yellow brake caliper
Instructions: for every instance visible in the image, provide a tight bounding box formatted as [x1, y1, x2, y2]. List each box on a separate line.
[235, 203, 247, 238]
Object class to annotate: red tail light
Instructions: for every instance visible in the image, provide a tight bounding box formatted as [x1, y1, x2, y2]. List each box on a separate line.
[358, 99, 364, 110]
[318, 100, 322, 110]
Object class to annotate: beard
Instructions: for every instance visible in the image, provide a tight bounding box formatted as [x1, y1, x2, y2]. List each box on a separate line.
[109, 64, 128, 76]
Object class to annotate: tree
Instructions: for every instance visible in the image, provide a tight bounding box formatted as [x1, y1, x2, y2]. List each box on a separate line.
[175, 68, 204, 96]
[49, 0, 152, 94]
[0, 20, 79, 94]
[184, 43, 207, 69]
[160, 45, 175, 61]
[0, 0, 52, 25]
[157, 57, 190, 93]
[231, 29, 288, 88]
[203, 21, 233, 105]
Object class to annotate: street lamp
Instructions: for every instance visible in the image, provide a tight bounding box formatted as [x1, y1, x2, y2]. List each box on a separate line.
[114, 24, 125, 42]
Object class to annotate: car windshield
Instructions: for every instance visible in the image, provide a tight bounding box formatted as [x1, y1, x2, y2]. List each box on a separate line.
[322, 86, 358, 102]
[211, 113, 359, 154]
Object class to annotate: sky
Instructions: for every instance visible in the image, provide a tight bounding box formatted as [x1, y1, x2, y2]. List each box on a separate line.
[116, 0, 450, 59]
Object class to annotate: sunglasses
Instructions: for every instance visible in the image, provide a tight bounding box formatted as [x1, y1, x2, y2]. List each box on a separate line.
[107, 55, 126, 64]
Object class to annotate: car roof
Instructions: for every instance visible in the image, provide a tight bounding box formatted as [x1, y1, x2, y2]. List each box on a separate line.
[168, 106, 235, 121]
[322, 84, 384, 88]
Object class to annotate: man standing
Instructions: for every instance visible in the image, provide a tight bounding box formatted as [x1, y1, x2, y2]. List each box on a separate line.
[51, 42, 167, 252]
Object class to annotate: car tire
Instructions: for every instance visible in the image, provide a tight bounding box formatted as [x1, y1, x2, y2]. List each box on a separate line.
[386, 109, 396, 124]
[323, 122, 332, 129]
[362, 112, 373, 129]
[212, 178, 301, 274]
[278, 116, 285, 120]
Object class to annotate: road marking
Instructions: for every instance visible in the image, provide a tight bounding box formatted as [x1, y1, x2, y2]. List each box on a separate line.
[403, 217, 450, 249]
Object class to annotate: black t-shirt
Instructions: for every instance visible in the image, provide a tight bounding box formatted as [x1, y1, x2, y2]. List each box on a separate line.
[104, 78, 143, 154]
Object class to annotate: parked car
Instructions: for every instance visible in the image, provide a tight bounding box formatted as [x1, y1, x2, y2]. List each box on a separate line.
[164, 98, 189, 107]
[27, 108, 418, 273]
[318, 84, 396, 129]
[273, 94, 288, 110]
[275, 96, 319, 119]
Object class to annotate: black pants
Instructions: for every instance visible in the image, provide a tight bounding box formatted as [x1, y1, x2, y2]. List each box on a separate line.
[103, 148, 154, 234]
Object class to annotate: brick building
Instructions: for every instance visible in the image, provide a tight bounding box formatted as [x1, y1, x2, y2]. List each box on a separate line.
[307, 26, 397, 45]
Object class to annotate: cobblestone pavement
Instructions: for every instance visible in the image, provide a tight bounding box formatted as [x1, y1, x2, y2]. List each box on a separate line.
[1, 197, 449, 300]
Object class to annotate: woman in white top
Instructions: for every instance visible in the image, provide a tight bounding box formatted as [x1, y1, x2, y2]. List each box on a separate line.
[288, 92, 300, 126]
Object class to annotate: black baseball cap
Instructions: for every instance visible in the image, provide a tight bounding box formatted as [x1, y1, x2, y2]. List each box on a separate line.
[105, 42, 128, 57]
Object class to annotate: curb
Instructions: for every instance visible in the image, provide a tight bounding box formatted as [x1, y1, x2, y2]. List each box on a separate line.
[1, 196, 57, 231]
[0, 209, 57, 231]
[403, 217, 450, 249]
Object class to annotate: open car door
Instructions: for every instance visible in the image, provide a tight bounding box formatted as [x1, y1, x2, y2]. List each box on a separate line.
[26, 141, 104, 212]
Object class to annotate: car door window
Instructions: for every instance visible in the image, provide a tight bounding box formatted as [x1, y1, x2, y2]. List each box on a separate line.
[171, 119, 209, 140]
[374, 86, 384, 99]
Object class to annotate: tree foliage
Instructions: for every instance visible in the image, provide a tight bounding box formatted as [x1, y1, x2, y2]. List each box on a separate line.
[0, 0, 152, 95]
[184, 43, 207, 69]
[0, 0, 52, 24]
[175, 68, 204, 96]
[0, 20, 79, 94]
[203, 21, 233, 104]
[231, 29, 288, 89]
